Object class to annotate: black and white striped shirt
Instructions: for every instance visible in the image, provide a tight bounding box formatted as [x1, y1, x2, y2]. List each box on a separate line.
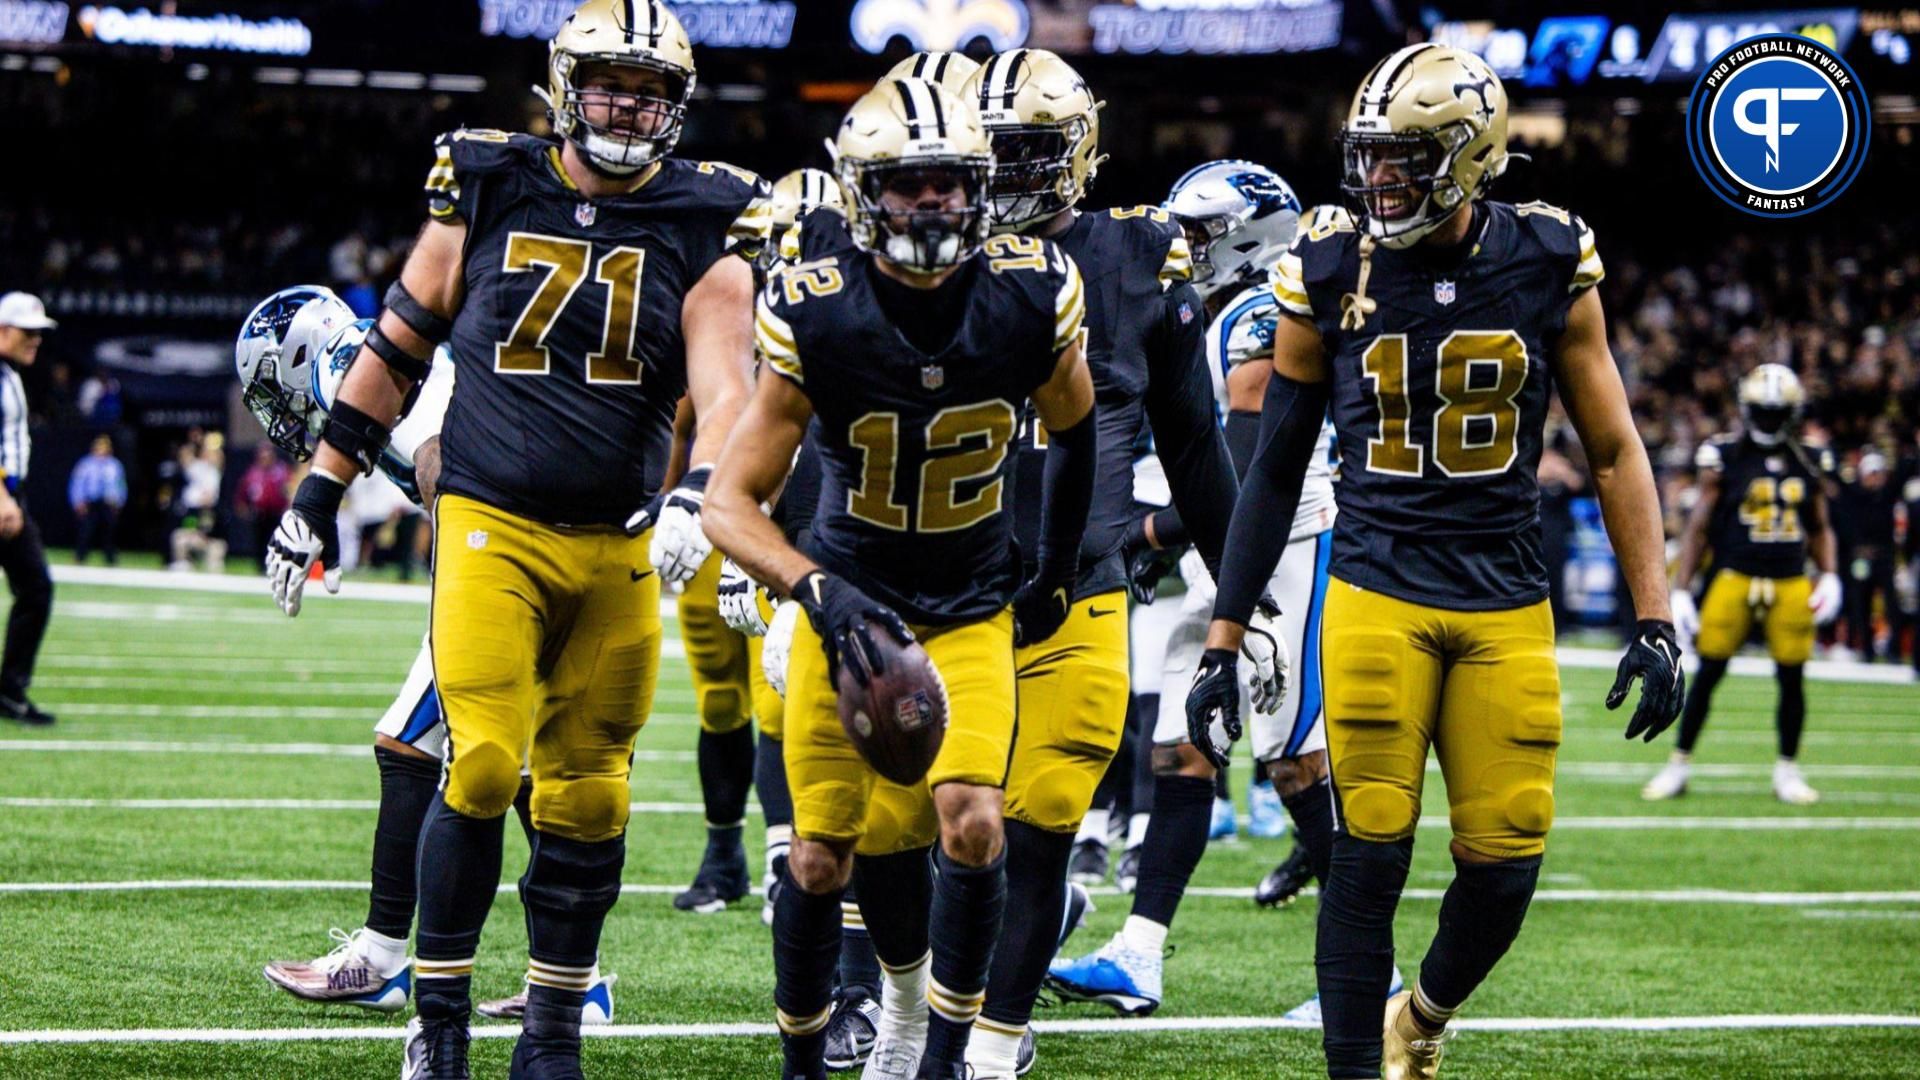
[0, 363, 29, 484]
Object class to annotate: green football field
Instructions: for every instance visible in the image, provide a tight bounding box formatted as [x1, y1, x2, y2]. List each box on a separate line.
[2, 572, 1916, 1078]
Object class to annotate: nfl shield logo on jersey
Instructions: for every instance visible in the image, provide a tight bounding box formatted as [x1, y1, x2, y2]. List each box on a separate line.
[921, 364, 945, 390]
[575, 202, 596, 228]
[1434, 279, 1457, 306]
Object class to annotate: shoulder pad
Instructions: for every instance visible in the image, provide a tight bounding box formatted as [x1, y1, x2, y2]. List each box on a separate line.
[1097, 207, 1192, 289]
[685, 161, 774, 262]
[1271, 204, 1353, 318]
[1694, 439, 1726, 471]
[1512, 201, 1603, 293]
[425, 129, 529, 221]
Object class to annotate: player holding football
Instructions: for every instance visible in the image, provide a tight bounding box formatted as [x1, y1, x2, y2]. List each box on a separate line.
[703, 78, 1097, 1080]
[1643, 364, 1841, 805]
[954, 50, 1248, 1076]
[259, 2, 767, 1076]
[1184, 45, 1684, 1079]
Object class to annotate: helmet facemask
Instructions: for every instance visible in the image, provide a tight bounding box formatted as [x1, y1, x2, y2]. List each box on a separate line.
[1339, 123, 1473, 249]
[545, 54, 692, 176]
[241, 346, 318, 461]
[1742, 403, 1797, 445]
[844, 157, 993, 275]
[983, 116, 1088, 232]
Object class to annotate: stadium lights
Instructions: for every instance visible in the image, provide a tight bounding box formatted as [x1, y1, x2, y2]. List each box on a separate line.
[246, 67, 486, 93]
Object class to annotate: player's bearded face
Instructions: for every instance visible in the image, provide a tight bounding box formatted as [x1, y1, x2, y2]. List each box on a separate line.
[577, 64, 677, 141]
[1343, 135, 1441, 223]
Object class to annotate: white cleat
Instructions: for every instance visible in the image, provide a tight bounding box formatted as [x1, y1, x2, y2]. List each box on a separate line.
[860, 1030, 925, 1080]
[474, 972, 617, 1024]
[1641, 760, 1690, 801]
[1282, 965, 1403, 1024]
[262, 927, 411, 1012]
[1773, 761, 1820, 805]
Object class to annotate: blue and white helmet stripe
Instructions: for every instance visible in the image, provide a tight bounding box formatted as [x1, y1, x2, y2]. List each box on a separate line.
[1164, 160, 1301, 300]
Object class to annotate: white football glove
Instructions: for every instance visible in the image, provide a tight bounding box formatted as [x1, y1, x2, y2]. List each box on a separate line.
[263, 472, 345, 618]
[1670, 588, 1700, 643]
[645, 465, 714, 591]
[1240, 604, 1289, 715]
[762, 600, 800, 699]
[1809, 571, 1843, 626]
[1177, 547, 1215, 615]
[718, 558, 773, 636]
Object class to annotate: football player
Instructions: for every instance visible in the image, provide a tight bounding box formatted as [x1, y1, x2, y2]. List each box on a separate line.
[239, 288, 622, 1026]
[957, 51, 1251, 1075]
[702, 77, 1097, 1080]
[1184, 45, 1685, 1079]
[258, 2, 768, 1076]
[1644, 364, 1841, 805]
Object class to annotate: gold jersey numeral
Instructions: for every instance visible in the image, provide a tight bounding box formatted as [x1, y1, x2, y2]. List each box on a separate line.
[1360, 330, 1528, 478]
[845, 402, 1017, 533]
[495, 233, 648, 383]
[1740, 476, 1805, 542]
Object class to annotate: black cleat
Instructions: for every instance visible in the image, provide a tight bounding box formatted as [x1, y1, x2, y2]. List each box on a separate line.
[401, 1016, 471, 1080]
[0, 694, 53, 726]
[673, 847, 750, 914]
[1067, 838, 1108, 886]
[1254, 843, 1314, 908]
[1016, 1028, 1036, 1075]
[1113, 846, 1141, 895]
[821, 992, 880, 1071]
[508, 998, 585, 1080]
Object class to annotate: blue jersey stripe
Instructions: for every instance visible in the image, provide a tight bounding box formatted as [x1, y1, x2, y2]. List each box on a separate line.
[1283, 530, 1333, 758]
[1213, 292, 1271, 382]
[397, 683, 442, 744]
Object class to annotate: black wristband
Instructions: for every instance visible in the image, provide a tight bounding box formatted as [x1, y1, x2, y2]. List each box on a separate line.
[291, 469, 346, 517]
[677, 464, 713, 494]
[363, 323, 432, 384]
[320, 400, 393, 477]
[383, 281, 453, 343]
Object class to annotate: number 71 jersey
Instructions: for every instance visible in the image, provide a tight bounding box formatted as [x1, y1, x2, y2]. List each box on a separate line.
[1273, 201, 1604, 610]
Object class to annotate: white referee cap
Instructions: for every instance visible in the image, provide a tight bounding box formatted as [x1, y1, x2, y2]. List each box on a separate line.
[0, 292, 57, 330]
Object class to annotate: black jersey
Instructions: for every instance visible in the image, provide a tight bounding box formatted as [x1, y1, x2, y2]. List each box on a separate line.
[424, 129, 769, 526]
[756, 239, 1085, 625]
[1699, 433, 1831, 579]
[1004, 207, 1198, 600]
[1274, 200, 1604, 610]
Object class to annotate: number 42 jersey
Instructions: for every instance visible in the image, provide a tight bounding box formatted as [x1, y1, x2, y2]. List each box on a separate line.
[1272, 201, 1604, 610]
[425, 130, 769, 526]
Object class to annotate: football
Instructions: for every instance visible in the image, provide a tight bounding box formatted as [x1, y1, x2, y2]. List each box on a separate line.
[835, 619, 949, 786]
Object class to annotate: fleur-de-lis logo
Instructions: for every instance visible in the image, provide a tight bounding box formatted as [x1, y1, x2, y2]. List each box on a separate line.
[850, 0, 1029, 54]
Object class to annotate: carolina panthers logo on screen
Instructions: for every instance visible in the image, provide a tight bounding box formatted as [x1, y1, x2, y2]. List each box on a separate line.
[1685, 32, 1869, 219]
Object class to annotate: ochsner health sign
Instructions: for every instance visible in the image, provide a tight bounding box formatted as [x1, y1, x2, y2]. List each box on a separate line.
[76, 5, 311, 54]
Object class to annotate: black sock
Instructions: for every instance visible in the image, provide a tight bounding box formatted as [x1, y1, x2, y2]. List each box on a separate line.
[1414, 856, 1543, 1017]
[700, 822, 745, 870]
[853, 848, 933, 968]
[773, 866, 844, 1080]
[1280, 775, 1336, 887]
[1776, 664, 1807, 758]
[1130, 775, 1213, 926]
[923, 847, 1007, 1070]
[980, 821, 1074, 1028]
[1676, 657, 1729, 753]
[1317, 834, 1414, 1079]
[366, 746, 439, 940]
[520, 829, 625, 991]
[414, 792, 506, 1020]
[1129, 694, 1159, 821]
[757, 731, 794, 829]
[699, 725, 756, 826]
[1253, 758, 1269, 785]
[838, 877, 882, 1001]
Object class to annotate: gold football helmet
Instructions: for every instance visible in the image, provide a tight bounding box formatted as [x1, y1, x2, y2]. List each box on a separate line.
[1339, 43, 1510, 248]
[887, 51, 982, 96]
[1738, 363, 1806, 445]
[833, 77, 995, 274]
[765, 167, 847, 269]
[538, 0, 696, 175]
[962, 49, 1106, 234]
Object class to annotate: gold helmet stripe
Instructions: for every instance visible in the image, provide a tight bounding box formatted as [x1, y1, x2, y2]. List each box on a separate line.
[1360, 43, 1438, 118]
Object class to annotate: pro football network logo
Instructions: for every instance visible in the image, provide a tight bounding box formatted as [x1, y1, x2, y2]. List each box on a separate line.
[1685, 33, 1869, 219]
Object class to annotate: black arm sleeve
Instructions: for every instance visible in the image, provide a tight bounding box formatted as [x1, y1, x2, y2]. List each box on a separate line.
[1224, 409, 1262, 480]
[1037, 411, 1098, 583]
[774, 422, 824, 550]
[1144, 283, 1240, 581]
[1212, 373, 1331, 626]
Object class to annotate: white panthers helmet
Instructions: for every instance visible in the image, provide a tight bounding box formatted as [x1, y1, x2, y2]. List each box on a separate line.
[1164, 161, 1302, 300]
[235, 286, 353, 460]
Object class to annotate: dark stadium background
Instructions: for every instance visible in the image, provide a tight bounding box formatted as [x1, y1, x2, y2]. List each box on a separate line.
[1, 0, 1916, 650]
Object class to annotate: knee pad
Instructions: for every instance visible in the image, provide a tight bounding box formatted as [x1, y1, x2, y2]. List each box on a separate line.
[1450, 780, 1555, 859]
[696, 682, 751, 734]
[856, 782, 938, 857]
[443, 740, 522, 819]
[520, 831, 627, 920]
[532, 775, 632, 843]
[1338, 780, 1419, 842]
[1009, 764, 1100, 834]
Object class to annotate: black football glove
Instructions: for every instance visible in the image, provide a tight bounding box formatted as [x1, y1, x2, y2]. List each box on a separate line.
[264, 470, 346, 617]
[791, 570, 913, 679]
[1012, 572, 1075, 646]
[1122, 516, 1184, 605]
[1608, 619, 1687, 742]
[1185, 648, 1242, 770]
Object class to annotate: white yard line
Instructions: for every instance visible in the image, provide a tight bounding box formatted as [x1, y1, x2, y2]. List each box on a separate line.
[1, 1013, 1916, 1045]
[0, 798, 705, 812]
[0, 740, 694, 763]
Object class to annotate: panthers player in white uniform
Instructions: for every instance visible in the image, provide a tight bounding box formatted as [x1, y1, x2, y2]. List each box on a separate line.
[236, 287, 617, 1022]
[1051, 161, 1401, 1019]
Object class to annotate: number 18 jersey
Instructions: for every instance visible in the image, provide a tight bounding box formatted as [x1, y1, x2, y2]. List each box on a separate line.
[1272, 201, 1603, 610]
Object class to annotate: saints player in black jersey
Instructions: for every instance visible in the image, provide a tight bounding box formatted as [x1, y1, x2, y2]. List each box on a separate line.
[957, 49, 1244, 1077]
[704, 77, 1097, 1080]
[1644, 364, 1841, 806]
[261, 2, 768, 1076]
[1184, 45, 1684, 1079]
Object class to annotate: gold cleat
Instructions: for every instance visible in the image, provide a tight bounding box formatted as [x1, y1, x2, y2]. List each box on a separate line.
[1382, 990, 1452, 1080]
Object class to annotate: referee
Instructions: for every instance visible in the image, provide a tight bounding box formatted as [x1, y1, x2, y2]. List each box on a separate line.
[0, 292, 55, 726]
